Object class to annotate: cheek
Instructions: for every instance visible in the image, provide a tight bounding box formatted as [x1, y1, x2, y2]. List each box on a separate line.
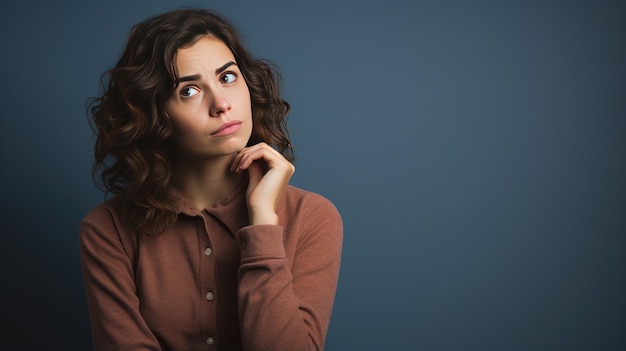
[167, 102, 202, 131]
[169, 113, 202, 143]
[241, 90, 252, 114]
[238, 81, 252, 108]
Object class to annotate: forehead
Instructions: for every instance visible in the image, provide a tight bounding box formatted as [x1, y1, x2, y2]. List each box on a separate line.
[175, 36, 235, 70]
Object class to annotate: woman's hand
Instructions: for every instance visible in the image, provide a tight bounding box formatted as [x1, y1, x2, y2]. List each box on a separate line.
[231, 142, 295, 225]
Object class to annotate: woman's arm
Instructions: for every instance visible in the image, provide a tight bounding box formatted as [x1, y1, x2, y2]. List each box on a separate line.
[79, 209, 161, 351]
[236, 196, 343, 351]
[232, 142, 343, 350]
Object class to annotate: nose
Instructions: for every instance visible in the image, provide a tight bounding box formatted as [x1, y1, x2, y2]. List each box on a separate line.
[208, 92, 231, 117]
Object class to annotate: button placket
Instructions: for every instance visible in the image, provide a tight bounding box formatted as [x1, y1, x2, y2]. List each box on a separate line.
[197, 219, 216, 346]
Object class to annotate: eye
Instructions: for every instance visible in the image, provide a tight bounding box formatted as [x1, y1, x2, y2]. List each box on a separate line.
[220, 72, 237, 84]
[180, 86, 200, 98]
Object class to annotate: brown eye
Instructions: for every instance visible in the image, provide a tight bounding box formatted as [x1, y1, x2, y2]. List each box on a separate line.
[180, 86, 200, 98]
[220, 72, 237, 83]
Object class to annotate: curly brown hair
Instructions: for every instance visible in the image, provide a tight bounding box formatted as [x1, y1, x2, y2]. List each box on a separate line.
[90, 9, 293, 235]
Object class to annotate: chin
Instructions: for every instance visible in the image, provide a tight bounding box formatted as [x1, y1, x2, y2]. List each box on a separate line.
[215, 138, 250, 154]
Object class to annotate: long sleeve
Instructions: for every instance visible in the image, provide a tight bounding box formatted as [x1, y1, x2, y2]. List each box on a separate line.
[235, 193, 343, 351]
[79, 208, 161, 351]
[79, 186, 342, 351]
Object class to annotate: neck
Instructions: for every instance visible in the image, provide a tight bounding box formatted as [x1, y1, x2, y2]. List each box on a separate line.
[173, 153, 243, 210]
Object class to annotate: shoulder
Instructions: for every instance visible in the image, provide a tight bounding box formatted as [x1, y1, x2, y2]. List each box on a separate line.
[79, 196, 141, 260]
[279, 186, 343, 255]
[82, 196, 123, 227]
[80, 196, 129, 242]
[282, 185, 341, 217]
[279, 185, 343, 234]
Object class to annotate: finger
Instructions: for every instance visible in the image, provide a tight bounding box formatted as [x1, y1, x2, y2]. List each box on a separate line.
[236, 148, 266, 172]
[229, 145, 263, 172]
[230, 151, 242, 172]
[236, 145, 286, 172]
[230, 143, 262, 172]
[229, 146, 250, 172]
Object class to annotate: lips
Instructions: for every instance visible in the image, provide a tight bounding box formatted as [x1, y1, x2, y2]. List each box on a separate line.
[211, 121, 243, 136]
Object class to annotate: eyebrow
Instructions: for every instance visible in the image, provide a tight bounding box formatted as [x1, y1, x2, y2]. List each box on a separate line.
[216, 61, 237, 74]
[175, 61, 237, 84]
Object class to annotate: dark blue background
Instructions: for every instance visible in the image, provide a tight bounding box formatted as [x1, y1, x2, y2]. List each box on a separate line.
[1, 0, 624, 350]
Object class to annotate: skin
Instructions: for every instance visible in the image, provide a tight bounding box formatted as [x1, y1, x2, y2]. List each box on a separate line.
[164, 35, 294, 225]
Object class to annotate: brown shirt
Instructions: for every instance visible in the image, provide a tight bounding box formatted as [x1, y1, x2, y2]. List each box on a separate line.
[79, 182, 343, 351]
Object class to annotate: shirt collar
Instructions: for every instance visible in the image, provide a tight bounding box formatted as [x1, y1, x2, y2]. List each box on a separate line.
[172, 176, 249, 235]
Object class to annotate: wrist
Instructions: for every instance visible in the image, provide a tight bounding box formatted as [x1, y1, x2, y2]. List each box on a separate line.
[249, 208, 279, 225]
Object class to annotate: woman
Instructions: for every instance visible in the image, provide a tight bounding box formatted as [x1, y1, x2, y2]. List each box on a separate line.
[79, 8, 342, 351]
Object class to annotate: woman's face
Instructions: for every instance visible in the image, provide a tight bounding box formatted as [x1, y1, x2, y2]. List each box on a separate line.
[165, 35, 252, 158]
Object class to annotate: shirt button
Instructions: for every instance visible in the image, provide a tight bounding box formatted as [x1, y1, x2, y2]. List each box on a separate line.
[205, 291, 214, 301]
[206, 336, 215, 345]
[204, 247, 213, 256]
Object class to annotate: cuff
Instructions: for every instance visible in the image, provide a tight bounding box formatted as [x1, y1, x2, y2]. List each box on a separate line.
[236, 225, 286, 259]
